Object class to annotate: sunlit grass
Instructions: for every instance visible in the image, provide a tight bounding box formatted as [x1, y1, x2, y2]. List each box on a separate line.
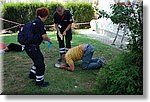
[2, 31, 121, 95]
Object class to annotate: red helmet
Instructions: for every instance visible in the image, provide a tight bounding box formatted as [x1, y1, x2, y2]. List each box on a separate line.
[0, 43, 7, 50]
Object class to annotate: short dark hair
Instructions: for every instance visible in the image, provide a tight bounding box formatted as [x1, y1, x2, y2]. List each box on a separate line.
[56, 6, 64, 12]
[36, 7, 49, 18]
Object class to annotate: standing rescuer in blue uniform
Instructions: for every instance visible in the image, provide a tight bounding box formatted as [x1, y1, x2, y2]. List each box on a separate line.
[53, 6, 73, 62]
[25, 7, 52, 87]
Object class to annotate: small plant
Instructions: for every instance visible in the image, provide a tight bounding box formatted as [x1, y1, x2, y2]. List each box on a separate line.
[95, 52, 143, 95]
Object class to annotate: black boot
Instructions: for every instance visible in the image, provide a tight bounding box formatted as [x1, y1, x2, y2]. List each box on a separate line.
[36, 81, 49, 87]
[57, 58, 62, 63]
[29, 72, 36, 79]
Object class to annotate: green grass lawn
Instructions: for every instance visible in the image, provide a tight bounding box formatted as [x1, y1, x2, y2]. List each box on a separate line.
[2, 31, 121, 95]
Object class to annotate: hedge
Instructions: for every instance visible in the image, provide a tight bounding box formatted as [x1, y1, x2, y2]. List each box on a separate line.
[65, 2, 94, 23]
[94, 52, 143, 95]
[2, 2, 63, 32]
[2, 2, 94, 32]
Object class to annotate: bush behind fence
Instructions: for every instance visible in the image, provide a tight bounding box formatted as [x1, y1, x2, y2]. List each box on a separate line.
[2, 2, 94, 32]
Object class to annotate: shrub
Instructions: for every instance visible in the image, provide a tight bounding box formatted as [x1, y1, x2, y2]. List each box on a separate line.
[2, 2, 62, 32]
[95, 3, 143, 95]
[2, 2, 94, 32]
[94, 52, 143, 95]
[96, 3, 143, 66]
[65, 2, 94, 23]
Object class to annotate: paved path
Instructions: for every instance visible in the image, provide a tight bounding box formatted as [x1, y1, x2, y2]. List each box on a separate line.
[77, 29, 128, 49]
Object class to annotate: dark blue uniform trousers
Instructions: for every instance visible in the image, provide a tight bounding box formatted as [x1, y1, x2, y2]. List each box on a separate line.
[25, 45, 45, 85]
[57, 31, 72, 56]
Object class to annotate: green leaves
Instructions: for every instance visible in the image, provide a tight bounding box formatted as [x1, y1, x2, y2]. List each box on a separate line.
[65, 2, 94, 23]
[95, 52, 143, 95]
[2, 2, 95, 32]
[96, 3, 143, 66]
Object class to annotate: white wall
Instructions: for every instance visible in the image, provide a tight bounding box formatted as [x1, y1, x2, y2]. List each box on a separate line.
[98, 0, 115, 12]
